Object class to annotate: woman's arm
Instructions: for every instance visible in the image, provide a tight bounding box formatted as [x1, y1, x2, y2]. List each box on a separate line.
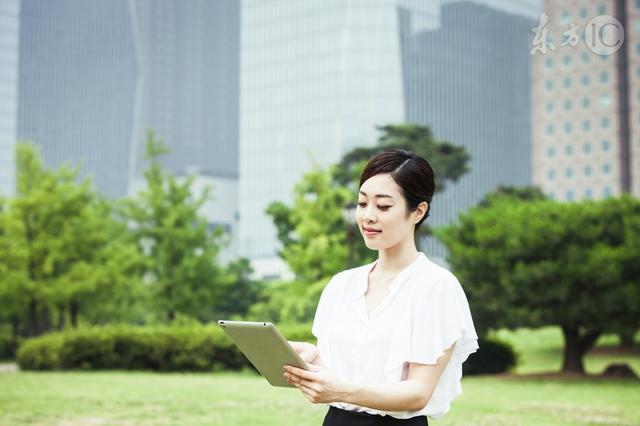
[284, 342, 455, 412]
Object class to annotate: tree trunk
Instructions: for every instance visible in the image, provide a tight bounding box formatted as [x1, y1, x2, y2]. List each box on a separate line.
[11, 318, 20, 355]
[618, 329, 636, 348]
[41, 305, 51, 333]
[70, 301, 79, 328]
[167, 309, 175, 323]
[57, 304, 66, 331]
[561, 325, 602, 374]
[28, 299, 38, 337]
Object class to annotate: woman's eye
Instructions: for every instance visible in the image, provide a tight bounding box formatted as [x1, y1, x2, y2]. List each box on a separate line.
[357, 202, 366, 207]
[378, 206, 391, 210]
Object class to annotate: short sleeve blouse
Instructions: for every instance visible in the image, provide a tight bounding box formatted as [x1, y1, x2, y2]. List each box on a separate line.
[311, 252, 479, 420]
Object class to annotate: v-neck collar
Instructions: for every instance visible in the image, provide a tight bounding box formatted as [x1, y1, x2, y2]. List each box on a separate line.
[348, 252, 425, 302]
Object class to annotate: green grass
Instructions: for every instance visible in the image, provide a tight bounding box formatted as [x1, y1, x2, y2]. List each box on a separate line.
[0, 327, 638, 425]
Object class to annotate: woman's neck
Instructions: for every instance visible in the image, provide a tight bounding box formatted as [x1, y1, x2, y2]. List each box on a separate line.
[375, 239, 419, 275]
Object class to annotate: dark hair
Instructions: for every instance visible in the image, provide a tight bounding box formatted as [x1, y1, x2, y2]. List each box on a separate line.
[359, 149, 435, 231]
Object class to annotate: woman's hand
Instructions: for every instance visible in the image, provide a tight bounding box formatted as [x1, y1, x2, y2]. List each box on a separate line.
[283, 363, 359, 404]
[288, 341, 319, 364]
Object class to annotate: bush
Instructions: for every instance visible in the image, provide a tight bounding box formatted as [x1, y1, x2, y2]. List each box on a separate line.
[17, 322, 316, 372]
[463, 335, 518, 375]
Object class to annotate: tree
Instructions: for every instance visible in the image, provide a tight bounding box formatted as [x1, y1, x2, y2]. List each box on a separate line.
[436, 194, 640, 374]
[335, 124, 470, 196]
[267, 123, 470, 280]
[0, 142, 143, 336]
[121, 130, 234, 323]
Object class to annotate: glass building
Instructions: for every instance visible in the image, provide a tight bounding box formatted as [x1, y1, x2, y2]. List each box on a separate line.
[0, 0, 19, 197]
[240, 0, 536, 276]
[17, 0, 239, 198]
[401, 1, 534, 255]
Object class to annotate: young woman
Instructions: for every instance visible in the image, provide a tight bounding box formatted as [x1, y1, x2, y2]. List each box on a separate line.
[285, 149, 479, 425]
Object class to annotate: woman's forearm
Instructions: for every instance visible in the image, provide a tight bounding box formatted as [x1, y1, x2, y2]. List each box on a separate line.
[343, 380, 429, 412]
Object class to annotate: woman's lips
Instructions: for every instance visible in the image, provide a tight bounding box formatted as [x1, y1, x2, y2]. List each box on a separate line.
[363, 228, 381, 236]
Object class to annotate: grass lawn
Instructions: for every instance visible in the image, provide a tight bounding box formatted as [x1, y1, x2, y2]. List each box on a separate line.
[0, 326, 638, 425]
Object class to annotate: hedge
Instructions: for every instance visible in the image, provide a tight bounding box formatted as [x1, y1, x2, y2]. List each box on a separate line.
[463, 335, 518, 375]
[17, 322, 516, 374]
[16, 322, 313, 372]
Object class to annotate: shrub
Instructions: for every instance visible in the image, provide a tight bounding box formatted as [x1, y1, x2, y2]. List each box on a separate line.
[17, 322, 315, 372]
[463, 335, 518, 375]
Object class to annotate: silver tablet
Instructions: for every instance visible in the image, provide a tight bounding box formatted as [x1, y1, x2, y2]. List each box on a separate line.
[217, 320, 310, 387]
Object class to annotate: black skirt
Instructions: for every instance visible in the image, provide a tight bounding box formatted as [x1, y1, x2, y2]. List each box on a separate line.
[322, 406, 428, 426]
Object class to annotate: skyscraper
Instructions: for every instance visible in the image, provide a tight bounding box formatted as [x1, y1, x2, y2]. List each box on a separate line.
[240, 0, 536, 277]
[532, 0, 640, 200]
[15, 0, 240, 259]
[401, 2, 534, 255]
[0, 0, 19, 197]
[17, 0, 239, 197]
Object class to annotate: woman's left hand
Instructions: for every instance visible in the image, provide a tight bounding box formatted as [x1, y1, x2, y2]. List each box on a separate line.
[283, 363, 357, 404]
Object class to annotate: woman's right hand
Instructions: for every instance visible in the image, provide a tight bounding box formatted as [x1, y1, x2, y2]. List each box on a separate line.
[288, 341, 319, 364]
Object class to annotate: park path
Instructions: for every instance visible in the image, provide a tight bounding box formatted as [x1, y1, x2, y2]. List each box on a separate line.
[0, 362, 18, 373]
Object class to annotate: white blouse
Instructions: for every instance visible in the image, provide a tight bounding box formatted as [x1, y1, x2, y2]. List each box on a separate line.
[311, 252, 479, 420]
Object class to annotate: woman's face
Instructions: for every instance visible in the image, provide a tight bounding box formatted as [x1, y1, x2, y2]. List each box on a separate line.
[356, 173, 425, 250]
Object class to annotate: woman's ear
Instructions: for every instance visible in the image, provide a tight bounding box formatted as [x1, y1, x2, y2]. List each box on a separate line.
[414, 201, 428, 224]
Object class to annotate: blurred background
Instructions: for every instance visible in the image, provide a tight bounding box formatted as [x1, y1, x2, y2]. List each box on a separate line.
[1, 1, 639, 425]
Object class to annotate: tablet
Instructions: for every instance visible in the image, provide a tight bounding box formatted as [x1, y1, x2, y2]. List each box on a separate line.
[217, 320, 310, 387]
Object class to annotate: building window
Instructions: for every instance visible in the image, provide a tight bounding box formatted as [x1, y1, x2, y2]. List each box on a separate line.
[637, 43, 640, 55]
[603, 163, 611, 174]
[598, 4, 606, 14]
[545, 58, 553, 68]
[581, 74, 590, 85]
[561, 11, 571, 24]
[583, 142, 592, 153]
[565, 145, 573, 155]
[603, 187, 612, 197]
[601, 117, 610, 128]
[565, 168, 573, 178]
[584, 165, 592, 176]
[545, 80, 554, 90]
[602, 140, 610, 150]
[564, 99, 572, 110]
[600, 71, 609, 83]
[547, 169, 555, 180]
[600, 94, 611, 107]
[565, 122, 573, 133]
[563, 54, 571, 66]
[583, 120, 591, 130]
[582, 52, 590, 63]
[547, 124, 555, 135]
[585, 188, 592, 199]
[564, 77, 572, 88]
[547, 146, 555, 157]
[546, 102, 555, 112]
[582, 97, 591, 108]
[580, 7, 588, 18]
[566, 190, 574, 201]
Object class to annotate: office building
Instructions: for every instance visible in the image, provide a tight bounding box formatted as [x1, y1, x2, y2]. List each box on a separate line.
[240, 0, 536, 277]
[0, 0, 19, 197]
[532, 0, 640, 200]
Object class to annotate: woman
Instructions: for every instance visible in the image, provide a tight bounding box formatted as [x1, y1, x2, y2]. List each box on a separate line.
[284, 149, 479, 425]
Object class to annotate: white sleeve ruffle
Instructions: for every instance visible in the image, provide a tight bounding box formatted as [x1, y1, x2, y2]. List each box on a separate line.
[384, 271, 479, 419]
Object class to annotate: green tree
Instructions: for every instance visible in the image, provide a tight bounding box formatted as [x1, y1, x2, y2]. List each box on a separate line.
[267, 123, 470, 281]
[122, 131, 234, 323]
[335, 124, 470, 196]
[437, 194, 640, 374]
[0, 142, 143, 336]
[266, 165, 374, 283]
